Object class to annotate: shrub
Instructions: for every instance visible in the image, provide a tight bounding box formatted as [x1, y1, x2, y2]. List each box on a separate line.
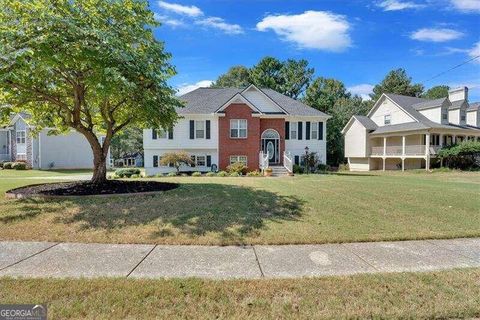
[205, 172, 216, 177]
[12, 162, 27, 170]
[114, 168, 141, 178]
[338, 163, 349, 171]
[3, 162, 14, 169]
[229, 172, 240, 177]
[217, 171, 228, 177]
[438, 141, 480, 170]
[155, 173, 165, 178]
[167, 172, 177, 177]
[130, 174, 140, 178]
[315, 163, 331, 173]
[226, 162, 248, 175]
[246, 170, 261, 177]
[159, 152, 193, 174]
[293, 164, 304, 174]
[0, 161, 6, 168]
[192, 171, 202, 177]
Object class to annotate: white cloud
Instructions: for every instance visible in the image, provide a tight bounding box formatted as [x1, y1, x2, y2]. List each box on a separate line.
[410, 28, 464, 42]
[377, 0, 424, 11]
[348, 84, 374, 100]
[256, 11, 351, 52]
[196, 17, 244, 35]
[154, 13, 185, 27]
[157, 1, 203, 17]
[176, 80, 213, 96]
[450, 0, 480, 12]
[469, 41, 480, 63]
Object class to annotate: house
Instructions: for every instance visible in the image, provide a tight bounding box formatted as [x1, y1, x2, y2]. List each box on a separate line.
[143, 84, 330, 175]
[0, 113, 109, 169]
[114, 152, 144, 168]
[342, 87, 480, 171]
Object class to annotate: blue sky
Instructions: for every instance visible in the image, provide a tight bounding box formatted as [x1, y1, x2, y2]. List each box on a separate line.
[149, 0, 480, 101]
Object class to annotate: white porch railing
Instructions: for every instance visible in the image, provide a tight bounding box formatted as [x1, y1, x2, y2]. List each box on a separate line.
[283, 151, 293, 173]
[259, 151, 269, 171]
[371, 145, 432, 156]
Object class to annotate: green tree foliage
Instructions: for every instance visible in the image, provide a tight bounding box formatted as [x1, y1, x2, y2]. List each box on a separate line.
[370, 69, 424, 101]
[211, 66, 251, 88]
[160, 151, 193, 174]
[249, 57, 284, 92]
[110, 127, 143, 160]
[0, 0, 181, 183]
[422, 85, 450, 99]
[279, 59, 314, 99]
[303, 77, 351, 113]
[438, 141, 480, 169]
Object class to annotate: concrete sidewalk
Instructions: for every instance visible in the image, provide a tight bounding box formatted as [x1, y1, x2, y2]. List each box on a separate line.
[0, 238, 478, 279]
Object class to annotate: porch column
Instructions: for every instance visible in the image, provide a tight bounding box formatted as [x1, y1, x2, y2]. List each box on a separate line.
[452, 135, 456, 145]
[382, 158, 386, 171]
[401, 158, 405, 172]
[383, 137, 387, 156]
[439, 134, 443, 147]
[425, 133, 430, 171]
[402, 136, 406, 156]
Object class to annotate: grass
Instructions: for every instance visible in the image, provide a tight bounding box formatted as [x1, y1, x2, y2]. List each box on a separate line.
[1, 269, 479, 319]
[0, 169, 479, 245]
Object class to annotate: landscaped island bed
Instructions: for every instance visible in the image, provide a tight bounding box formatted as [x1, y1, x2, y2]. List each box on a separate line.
[0, 170, 479, 245]
[1, 269, 479, 319]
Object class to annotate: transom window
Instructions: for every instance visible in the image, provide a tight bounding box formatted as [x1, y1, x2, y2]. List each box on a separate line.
[16, 130, 26, 144]
[230, 119, 247, 138]
[230, 155, 247, 165]
[384, 114, 391, 125]
[195, 121, 205, 139]
[311, 122, 318, 140]
[290, 122, 297, 139]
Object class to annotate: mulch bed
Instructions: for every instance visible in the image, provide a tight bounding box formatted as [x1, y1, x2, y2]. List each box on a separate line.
[6, 180, 179, 198]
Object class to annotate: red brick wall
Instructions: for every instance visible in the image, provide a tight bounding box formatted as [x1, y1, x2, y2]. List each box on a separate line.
[260, 118, 285, 165]
[218, 104, 260, 170]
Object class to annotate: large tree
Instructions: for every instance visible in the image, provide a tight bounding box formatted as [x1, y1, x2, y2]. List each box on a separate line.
[422, 85, 450, 99]
[370, 68, 424, 101]
[0, 0, 180, 183]
[110, 127, 143, 160]
[212, 66, 251, 88]
[303, 77, 350, 113]
[249, 56, 284, 92]
[279, 59, 314, 99]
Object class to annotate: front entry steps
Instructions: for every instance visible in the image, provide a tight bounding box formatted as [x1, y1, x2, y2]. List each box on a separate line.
[269, 165, 291, 177]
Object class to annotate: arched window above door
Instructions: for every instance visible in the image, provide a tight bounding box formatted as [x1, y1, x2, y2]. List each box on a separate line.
[261, 129, 280, 140]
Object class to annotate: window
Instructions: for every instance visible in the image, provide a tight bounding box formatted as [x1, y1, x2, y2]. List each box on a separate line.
[16, 130, 26, 144]
[311, 122, 318, 140]
[290, 122, 297, 139]
[16, 154, 26, 161]
[442, 112, 448, 121]
[384, 114, 391, 125]
[196, 155, 206, 166]
[230, 119, 247, 138]
[461, 113, 466, 121]
[153, 155, 159, 167]
[195, 121, 205, 139]
[230, 155, 247, 165]
[157, 129, 168, 139]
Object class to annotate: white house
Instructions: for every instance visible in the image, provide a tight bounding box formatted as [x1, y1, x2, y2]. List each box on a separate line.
[0, 113, 109, 169]
[342, 87, 480, 171]
[143, 84, 330, 175]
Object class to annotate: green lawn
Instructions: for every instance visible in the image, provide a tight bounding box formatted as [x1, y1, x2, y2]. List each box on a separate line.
[0, 169, 479, 245]
[1, 269, 479, 319]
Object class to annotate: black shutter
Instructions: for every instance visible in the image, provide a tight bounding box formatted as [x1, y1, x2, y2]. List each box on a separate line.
[153, 155, 158, 167]
[318, 122, 323, 140]
[298, 122, 303, 140]
[190, 155, 196, 167]
[152, 129, 157, 140]
[190, 120, 195, 139]
[294, 155, 299, 165]
[306, 122, 311, 140]
[168, 127, 173, 140]
[206, 155, 211, 167]
[206, 120, 211, 139]
[285, 121, 290, 140]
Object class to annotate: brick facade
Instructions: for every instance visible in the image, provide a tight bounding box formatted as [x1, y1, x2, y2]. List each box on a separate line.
[218, 103, 286, 170]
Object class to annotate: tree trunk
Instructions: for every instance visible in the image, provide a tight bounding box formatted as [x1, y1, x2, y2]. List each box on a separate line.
[92, 150, 108, 184]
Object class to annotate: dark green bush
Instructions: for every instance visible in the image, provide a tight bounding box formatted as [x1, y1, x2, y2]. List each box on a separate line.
[293, 164, 304, 174]
[114, 168, 141, 178]
[3, 162, 14, 169]
[12, 162, 27, 170]
[438, 141, 480, 170]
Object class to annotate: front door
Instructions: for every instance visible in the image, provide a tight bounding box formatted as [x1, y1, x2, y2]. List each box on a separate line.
[262, 139, 279, 164]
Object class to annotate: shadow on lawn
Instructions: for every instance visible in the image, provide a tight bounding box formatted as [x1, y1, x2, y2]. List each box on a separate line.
[54, 183, 305, 241]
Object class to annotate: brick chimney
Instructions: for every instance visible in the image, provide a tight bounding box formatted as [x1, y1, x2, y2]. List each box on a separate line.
[448, 87, 468, 102]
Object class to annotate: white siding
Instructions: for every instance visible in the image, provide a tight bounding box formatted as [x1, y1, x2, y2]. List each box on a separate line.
[38, 129, 96, 169]
[348, 158, 370, 171]
[449, 109, 460, 125]
[370, 97, 416, 126]
[144, 149, 218, 176]
[242, 88, 283, 113]
[467, 110, 479, 127]
[344, 119, 368, 157]
[419, 107, 441, 124]
[285, 117, 327, 164]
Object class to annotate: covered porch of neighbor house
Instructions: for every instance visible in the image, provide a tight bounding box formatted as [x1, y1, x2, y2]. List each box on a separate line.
[369, 130, 480, 171]
[0, 129, 11, 161]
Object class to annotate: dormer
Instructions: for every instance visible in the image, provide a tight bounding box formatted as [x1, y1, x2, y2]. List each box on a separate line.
[414, 98, 449, 125]
[467, 103, 480, 127]
[448, 87, 468, 125]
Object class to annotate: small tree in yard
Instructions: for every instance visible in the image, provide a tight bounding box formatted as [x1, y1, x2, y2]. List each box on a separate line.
[0, 0, 181, 184]
[160, 152, 192, 174]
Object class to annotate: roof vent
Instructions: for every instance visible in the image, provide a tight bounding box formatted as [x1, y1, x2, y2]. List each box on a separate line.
[448, 87, 468, 102]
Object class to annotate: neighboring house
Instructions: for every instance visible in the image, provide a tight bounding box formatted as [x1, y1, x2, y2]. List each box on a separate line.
[0, 112, 109, 169]
[342, 87, 480, 171]
[144, 84, 330, 175]
[114, 152, 144, 168]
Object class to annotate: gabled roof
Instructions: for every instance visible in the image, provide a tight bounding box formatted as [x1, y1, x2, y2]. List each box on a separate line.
[178, 86, 330, 117]
[449, 99, 467, 110]
[467, 102, 479, 112]
[411, 98, 447, 110]
[341, 115, 377, 134]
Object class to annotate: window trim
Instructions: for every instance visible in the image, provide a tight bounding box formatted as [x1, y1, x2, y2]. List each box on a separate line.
[196, 155, 206, 167]
[230, 119, 248, 139]
[311, 122, 318, 140]
[16, 130, 26, 144]
[384, 114, 391, 125]
[229, 155, 247, 165]
[195, 120, 205, 139]
[290, 121, 298, 140]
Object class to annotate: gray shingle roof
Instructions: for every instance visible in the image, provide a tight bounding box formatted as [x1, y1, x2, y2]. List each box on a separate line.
[178, 87, 329, 117]
[449, 99, 466, 109]
[371, 122, 430, 135]
[411, 98, 447, 110]
[467, 102, 480, 112]
[353, 115, 377, 130]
